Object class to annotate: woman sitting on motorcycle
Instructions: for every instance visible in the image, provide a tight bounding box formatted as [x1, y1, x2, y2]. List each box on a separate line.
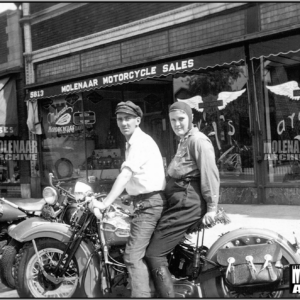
[145, 101, 220, 298]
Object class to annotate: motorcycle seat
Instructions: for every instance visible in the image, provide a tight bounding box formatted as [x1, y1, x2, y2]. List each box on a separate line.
[7, 198, 46, 212]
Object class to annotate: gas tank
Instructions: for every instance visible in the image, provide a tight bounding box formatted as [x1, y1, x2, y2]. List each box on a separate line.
[62, 203, 78, 225]
[100, 204, 131, 246]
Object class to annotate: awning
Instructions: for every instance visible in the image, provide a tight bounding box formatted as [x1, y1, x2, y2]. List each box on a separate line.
[249, 32, 300, 59]
[0, 77, 18, 137]
[26, 46, 245, 101]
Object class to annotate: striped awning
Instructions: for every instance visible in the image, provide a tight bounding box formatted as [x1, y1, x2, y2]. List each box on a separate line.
[25, 46, 245, 101]
[249, 32, 300, 59]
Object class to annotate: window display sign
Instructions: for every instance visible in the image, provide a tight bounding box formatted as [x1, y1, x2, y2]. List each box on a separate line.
[47, 105, 74, 134]
[0, 140, 38, 160]
[73, 111, 96, 125]
[264, 140, 300, 161]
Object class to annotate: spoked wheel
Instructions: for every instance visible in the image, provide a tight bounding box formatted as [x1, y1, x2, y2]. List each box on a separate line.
[15, 239, 80, 298]
[201, 228, 300, 298]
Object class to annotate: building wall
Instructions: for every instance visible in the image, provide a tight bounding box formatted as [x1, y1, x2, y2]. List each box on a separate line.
[34, 6, 247, 83]
[22, 2, 300, 203]
[0, 13, 9, 64]
[31, 3, 190, 51]
[31, 2, 300, 85]
[0, 10, 23, 71]
[260, 3, 300, 31]
[30, 3, 57, 14]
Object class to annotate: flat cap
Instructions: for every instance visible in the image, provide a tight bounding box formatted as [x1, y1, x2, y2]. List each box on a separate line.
[115, 101, 143, 118]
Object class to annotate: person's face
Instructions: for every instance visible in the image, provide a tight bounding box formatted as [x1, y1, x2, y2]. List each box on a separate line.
[116, 113, 140, 140]
[169, 110, 190, 138]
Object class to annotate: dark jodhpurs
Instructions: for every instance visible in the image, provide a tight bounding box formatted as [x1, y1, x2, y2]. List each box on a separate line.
[145, 177, 206, 294]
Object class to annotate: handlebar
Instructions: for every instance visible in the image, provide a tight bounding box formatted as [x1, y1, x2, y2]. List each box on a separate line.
[79, 193, 130, 215]
[49, 173, 76, 200]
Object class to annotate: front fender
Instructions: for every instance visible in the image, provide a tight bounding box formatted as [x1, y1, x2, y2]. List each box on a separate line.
[9, 217, 101, 298]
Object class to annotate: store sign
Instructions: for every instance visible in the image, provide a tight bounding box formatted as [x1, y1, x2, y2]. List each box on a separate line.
[0, 126, 15, 134]
[73, 111, 96, 125]
[198, 100, 223, 108]
[0, 140, 38, 160]
[294, 89, 300, 97]
[27, 58, 196, 100]
[47, 106, 76, 134]
[263, 140, 300, 161]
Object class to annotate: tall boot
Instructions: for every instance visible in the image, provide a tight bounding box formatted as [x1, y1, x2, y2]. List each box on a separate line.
[151, 266, 175, 298]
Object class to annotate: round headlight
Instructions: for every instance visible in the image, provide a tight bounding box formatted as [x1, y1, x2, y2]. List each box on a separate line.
[43, 187, 58, 205]
[74, 181, 93, 201]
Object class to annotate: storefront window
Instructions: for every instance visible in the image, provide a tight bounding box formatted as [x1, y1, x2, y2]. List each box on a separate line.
[40, 80, 173, 192]
[262, 55, 300, 183]
[173, 63, 254, 183]
[40, 94, 89, 186]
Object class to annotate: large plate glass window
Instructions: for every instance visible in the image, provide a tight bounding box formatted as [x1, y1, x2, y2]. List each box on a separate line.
[262, 54, 300, 183]
[173, 62, 254, 183]
[40, 94, 87, 187]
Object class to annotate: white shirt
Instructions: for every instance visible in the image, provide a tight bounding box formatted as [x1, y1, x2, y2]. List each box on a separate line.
[121, 127, 166, 195]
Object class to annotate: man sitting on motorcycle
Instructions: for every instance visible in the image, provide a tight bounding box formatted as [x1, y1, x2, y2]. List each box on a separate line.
[90, 101, 166, 298]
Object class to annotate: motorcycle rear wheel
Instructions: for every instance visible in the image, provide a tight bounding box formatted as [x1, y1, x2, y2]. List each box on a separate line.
[201, 228, 300, 298]
[14, 238, 81, 298]
[0, 239, 21, 289]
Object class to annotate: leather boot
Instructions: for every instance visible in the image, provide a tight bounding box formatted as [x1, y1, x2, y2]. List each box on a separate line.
[151, 266, 175, 298]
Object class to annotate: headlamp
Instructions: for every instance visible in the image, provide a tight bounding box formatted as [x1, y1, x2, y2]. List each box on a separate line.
[42, 187, 58, 205]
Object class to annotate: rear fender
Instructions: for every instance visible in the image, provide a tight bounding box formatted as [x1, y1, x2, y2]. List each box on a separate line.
[9, 217, 101, 298]
[201, 227, 300, 298]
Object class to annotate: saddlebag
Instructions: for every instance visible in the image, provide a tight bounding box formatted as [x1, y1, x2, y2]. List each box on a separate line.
[217, 243, 283, 292]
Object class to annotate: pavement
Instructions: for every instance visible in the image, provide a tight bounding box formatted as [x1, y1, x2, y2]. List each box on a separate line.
[1, 199, 300, 298]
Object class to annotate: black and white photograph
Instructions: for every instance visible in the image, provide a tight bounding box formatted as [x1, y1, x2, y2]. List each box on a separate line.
[0, 1, 300, 298]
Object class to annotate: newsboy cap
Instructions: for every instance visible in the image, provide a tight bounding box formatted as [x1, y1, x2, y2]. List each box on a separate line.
[115, 101, 143, 118]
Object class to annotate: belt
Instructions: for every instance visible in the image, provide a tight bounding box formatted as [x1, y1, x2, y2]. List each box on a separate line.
[175, 176, 199, 183]
[131, 190, 163, 201]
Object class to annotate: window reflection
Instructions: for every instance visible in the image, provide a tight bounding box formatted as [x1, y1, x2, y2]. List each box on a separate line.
[263, 56, 300, 183]
[173, 64, 254, 183]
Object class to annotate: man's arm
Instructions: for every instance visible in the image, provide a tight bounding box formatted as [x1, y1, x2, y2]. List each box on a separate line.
[93, 167, 133, 210]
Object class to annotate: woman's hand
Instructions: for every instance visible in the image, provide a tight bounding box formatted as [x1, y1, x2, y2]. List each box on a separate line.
[89, 198, 106, 211]
[93, 207, 102, 219]
[202, 211, 217, 226]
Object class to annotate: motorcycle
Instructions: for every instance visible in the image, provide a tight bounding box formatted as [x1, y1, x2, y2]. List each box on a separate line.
[0, 173, 85, 289]
[7, 180, 300, 298]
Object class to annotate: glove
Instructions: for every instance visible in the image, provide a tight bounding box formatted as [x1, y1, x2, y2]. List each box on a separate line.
[186, 208, 231, 234]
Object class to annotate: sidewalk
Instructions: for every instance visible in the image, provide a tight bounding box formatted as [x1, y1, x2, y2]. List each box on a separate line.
[1, 201, 300, 297]
[192, 203, 300, 248]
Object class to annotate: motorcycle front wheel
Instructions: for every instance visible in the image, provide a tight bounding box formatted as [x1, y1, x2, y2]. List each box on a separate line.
[14, 238, 81, 298]
[201, 228, 300, 298]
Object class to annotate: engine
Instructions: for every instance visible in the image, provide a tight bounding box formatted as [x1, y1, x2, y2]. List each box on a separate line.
[100, 204, 131, 246]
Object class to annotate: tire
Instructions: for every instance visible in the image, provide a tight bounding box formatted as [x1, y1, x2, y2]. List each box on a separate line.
[0, 239, 21, 289]
[14, 238, 83, 298]
[201, 228, 300, 298]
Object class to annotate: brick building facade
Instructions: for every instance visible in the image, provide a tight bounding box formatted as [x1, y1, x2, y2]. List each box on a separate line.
[18, 3, 300, 204]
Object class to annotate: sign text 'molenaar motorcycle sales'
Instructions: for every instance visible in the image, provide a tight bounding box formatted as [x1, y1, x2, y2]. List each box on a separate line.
[28, 59, 195, 99]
